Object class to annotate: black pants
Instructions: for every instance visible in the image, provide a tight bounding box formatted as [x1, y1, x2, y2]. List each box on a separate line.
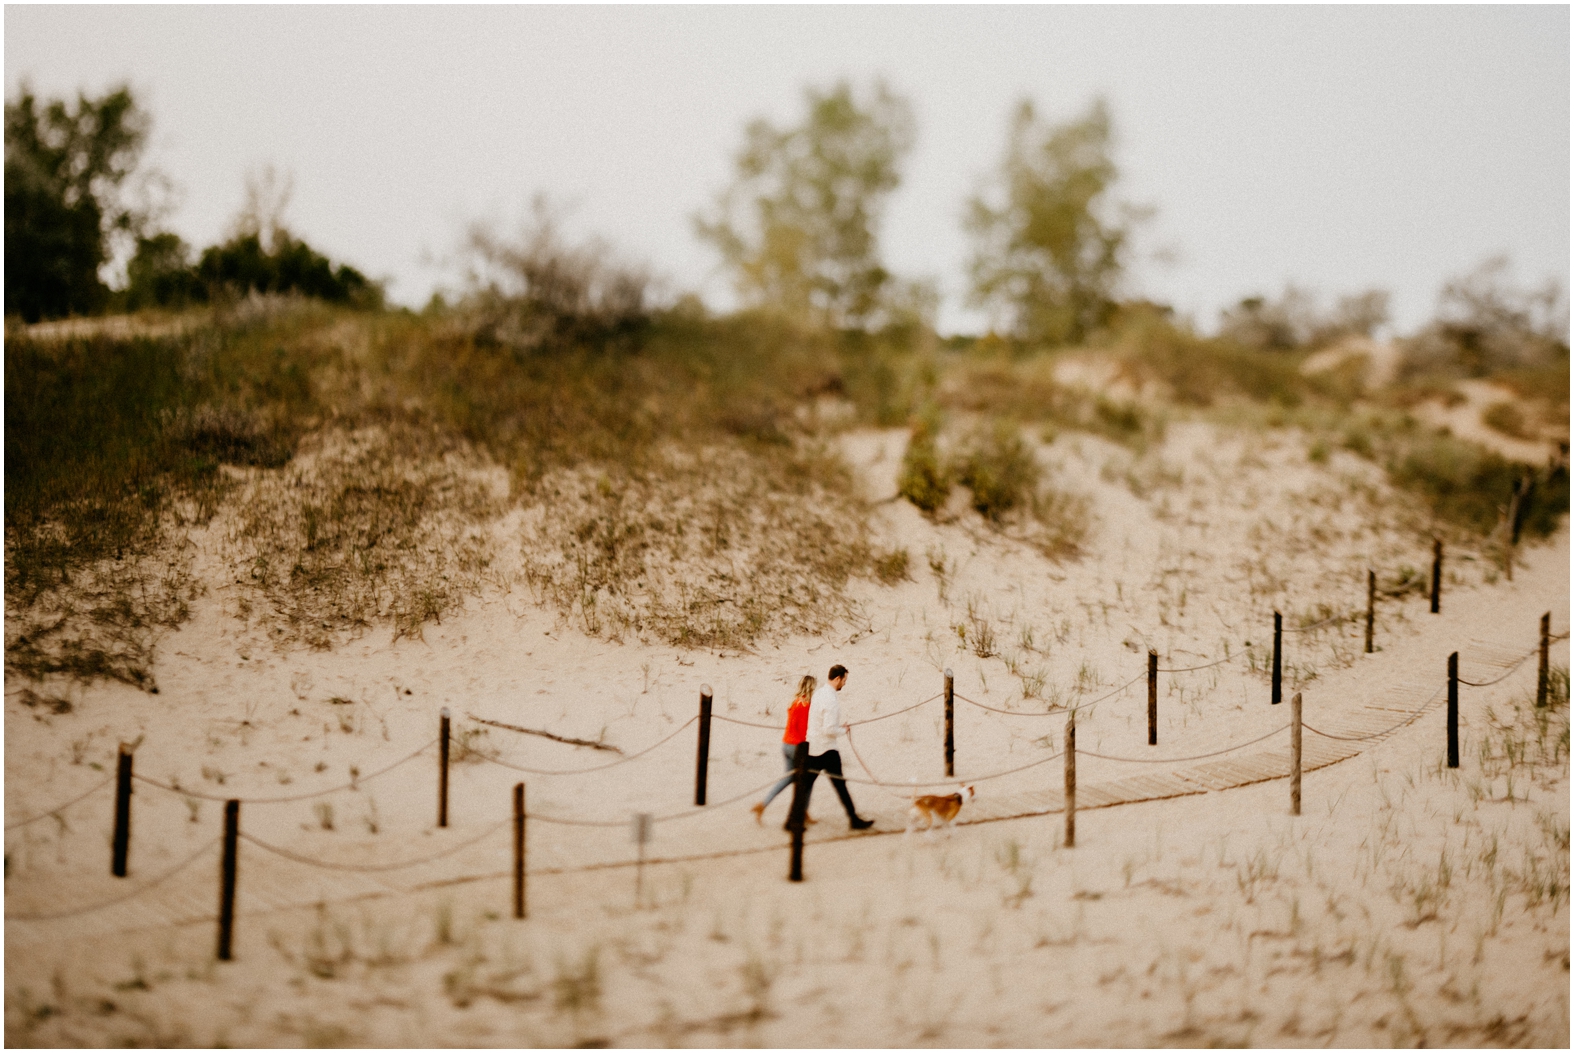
[803, 749, 861, 820]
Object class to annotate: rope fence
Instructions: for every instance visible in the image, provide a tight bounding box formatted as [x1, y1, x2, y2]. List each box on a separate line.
[6, 568, 1562, 958]
[5, 773, 115, 830]
[132, 738, 436, 805]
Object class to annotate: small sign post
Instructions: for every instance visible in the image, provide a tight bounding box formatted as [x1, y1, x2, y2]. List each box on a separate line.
[632, 812, 653, 908]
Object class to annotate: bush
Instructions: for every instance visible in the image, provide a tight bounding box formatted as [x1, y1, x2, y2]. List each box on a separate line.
[897, 416, 950, 513]
[956, 420, 1039, 522]
[1388, 434, 1567, 537]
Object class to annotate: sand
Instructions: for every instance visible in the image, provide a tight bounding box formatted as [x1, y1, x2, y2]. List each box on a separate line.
[5, 420, 1568, 1046]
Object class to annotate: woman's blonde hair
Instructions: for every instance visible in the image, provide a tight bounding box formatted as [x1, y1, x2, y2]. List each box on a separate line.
[796, 674, 817, 700]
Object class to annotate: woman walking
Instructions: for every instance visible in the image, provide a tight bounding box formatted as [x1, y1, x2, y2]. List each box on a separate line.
[751, 675, 818, 825]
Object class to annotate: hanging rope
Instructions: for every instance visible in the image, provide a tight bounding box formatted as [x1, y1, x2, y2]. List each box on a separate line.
[1073, 722, 1291, 764]
[477, 716, 697, 776]
[1156, 654, 1235, 673]
[134, 738, 436, 804]
[956, 673, 1143, 718]
[843, 724, 1062, 791]
[1456, 644, 1538, 688]
[5, 774, 116, 830]
[240, 821, 509, 873]
[1303, 684, 1447, 743]
[847, 692, 943, 727]
[5, 838, 219, 922]
[710, 714, 782, 730]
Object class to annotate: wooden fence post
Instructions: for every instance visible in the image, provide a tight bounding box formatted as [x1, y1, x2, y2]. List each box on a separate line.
[513, 782, 527, 920]
[785, 741, 810, 881]
[1431, 539, 1443, 614]
[1538, 612, 1551, 709]
[1447, 652, 1459, 769]
[1271, 611, 1283, 706]
[217, 799, 239, 961]
[438, 708, 450, 828]
[1063, 707, 1076, 849]
[111, 743, 133, 877]
[1365, 570, 1376, 655]
[1290, 692, 1302, 816]
[1147, 650, 1158, 746]
[695, 685, 713, 806]
[944, 669, 955, 778]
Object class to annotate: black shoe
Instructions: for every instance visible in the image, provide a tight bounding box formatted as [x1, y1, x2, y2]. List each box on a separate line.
[850, 817, 874, 831]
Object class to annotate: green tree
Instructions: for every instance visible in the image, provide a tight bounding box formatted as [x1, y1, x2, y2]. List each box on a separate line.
[696, 79, 916, 329]
[5, 83, 150, 321]
[965, 97, 1146, 347]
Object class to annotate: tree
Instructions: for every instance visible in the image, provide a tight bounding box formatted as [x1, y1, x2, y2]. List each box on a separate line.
[965, 97, 1147, 347]
[5, 83, 150, 321]
[695, 79, 916, 329]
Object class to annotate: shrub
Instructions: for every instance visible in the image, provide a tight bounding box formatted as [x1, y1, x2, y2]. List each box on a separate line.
[1482, 401, 1532, 440]
[873, 547, 912, 584]
[897, 416, 950, 514]
[956, 420, 1039, 522]
[1388, 434, 1567, 537]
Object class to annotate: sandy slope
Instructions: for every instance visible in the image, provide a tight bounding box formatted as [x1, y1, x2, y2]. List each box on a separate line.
[5, 422, 1568, 1047]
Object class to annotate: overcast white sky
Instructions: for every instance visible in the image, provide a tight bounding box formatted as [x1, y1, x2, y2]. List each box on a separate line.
[6, 5, 1568, 335]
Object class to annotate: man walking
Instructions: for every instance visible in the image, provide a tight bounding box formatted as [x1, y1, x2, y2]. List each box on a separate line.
[798, 664, 874, 831]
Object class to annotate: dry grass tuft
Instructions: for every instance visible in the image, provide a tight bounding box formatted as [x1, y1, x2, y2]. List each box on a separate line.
[518, 443, 874, 649]
[224, 423, 502, 648]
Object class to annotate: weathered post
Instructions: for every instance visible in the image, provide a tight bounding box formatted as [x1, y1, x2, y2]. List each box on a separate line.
[1511, 475, 1534, 547]
[1290, 692, 1302, 816]
[438, 707, 450, 828]
[943, 669, 955, 778]
[513, 783, 527, 919]
[1063, 707, 1076, 849]
[217, 799, 239, 961]
[1365, 570, 1376, 654]
[632, 813, 652, 908]
[1538, 612, 1551, 709]
[1430, 539, 1443, 614]
[1147, 650, 1158, 746]
[695, 685, 713, 806]
[1271, 611, 1283, 705]
[785, 741, 810, 881]
[1447, 652, 1459, 769]
[111, 743, 133, 877]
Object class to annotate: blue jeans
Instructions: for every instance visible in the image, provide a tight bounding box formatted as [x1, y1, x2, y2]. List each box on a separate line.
[760, 743, 799, 808]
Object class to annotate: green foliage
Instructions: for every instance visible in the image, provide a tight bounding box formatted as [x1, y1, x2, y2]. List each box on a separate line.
[5, 83, 150, 321]
[1388, 434, 1567, 537]
[965, 97, 1145, 347]
[193, 231, 377, 306]
[1217, 286, 1389, 351]
[695, 79, 916, 328]
[1399, 257, 1569, 383]
[956, 420, 1040, 522]
[123, 232, 201, 310]
[897, 415, 950, 513]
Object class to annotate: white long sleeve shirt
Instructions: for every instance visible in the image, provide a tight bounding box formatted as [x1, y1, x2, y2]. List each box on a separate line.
[807, 681, 844, 756]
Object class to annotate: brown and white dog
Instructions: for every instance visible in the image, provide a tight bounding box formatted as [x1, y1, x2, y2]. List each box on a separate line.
[908, 785, 975, 832]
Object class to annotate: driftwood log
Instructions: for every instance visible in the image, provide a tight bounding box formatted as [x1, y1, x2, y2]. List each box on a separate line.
[465, 713, 623, 753]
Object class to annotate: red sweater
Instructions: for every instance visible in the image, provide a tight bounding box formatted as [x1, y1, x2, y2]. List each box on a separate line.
[783, 698, 810, 744]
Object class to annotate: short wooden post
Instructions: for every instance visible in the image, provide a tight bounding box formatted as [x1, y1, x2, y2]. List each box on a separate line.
[1147, 650, 1158, 746]
[1511, 475, 1533, 547]
[216, 799, 239, 961]
[1290, 692, 1302, 816]
[1537, 612, 1551, 709]
[695, 685, 713, 806]
[1447, 652, 1459, 769]
[1271, 611, 1283, 705]
[513, 783, 527, 920]
[111, 743, 133, 877]
[943, 669, 955, 778]
[1430, 539, 1443, 614]
[438, 708, 450, 828]
[632, 813, 652, 908]
[785, 741, 809, 881]
[1063, 707, 1076, 848]
[1364, 570, 1376, 654]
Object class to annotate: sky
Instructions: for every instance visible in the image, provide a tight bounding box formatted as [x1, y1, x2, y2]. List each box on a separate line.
[5, 5, 1569, 336]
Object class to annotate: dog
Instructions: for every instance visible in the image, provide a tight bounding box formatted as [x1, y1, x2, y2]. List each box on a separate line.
[908, 785, 974, 832]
